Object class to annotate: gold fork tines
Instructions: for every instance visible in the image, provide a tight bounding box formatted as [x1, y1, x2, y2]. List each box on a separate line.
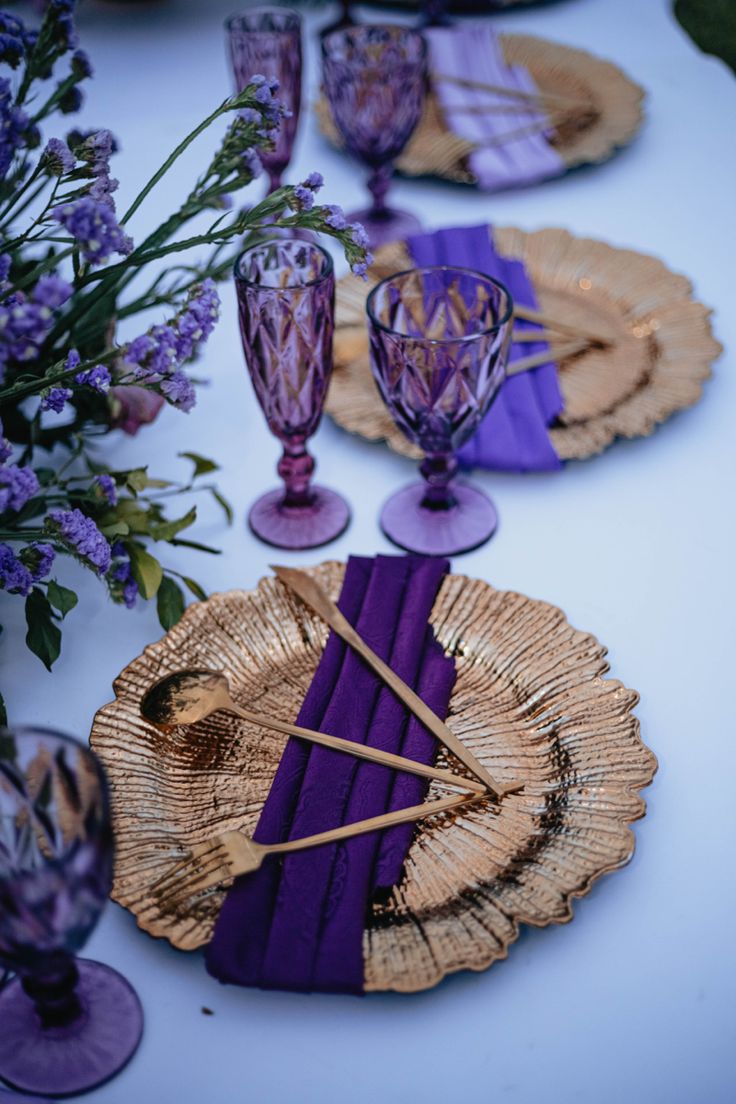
[153, 791, 486, 908]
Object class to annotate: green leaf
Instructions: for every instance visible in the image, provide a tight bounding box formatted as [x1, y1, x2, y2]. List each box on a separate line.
[170, 536, 221, 555]
[99, 520, 130, 538]
[182, 576, 207, 602]
[211, 488, 234, 526]
[149, 505, 197, 543]
[179, 451, 219, 478]
[46, 580, 78, 619]
[156, 576, 185, 631]
[126, 468, 149, 493]
[113, 499, 153, 534]
[128, 546, 163, 599]
[25, 588, 62, 672]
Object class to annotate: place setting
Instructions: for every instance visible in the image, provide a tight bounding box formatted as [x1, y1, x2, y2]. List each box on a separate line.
[0, 0, 725, 1097]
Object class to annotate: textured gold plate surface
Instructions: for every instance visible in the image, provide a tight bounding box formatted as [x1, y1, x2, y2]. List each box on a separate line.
[316, 33, 645, 186]
[329, 227, 721, 462]
[91, 564, 656, 993]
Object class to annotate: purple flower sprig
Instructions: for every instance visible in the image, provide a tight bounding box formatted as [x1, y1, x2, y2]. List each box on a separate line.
[271, 197, 374, 279]
[46, 506, 111, 575]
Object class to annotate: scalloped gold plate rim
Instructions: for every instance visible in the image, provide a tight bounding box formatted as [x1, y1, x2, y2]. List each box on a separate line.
[91, 563, 656, 993]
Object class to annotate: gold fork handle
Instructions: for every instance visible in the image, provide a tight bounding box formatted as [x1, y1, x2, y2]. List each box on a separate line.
[264, 792, 482, 856]
[227, 702, 484, 794]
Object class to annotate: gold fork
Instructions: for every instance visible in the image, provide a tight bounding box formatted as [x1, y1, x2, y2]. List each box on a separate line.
[153, 791, 484, 906]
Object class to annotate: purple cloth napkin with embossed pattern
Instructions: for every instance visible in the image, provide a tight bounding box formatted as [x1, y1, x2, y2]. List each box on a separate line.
[206, 554, 455, 994]
[408, 223, 564, 472]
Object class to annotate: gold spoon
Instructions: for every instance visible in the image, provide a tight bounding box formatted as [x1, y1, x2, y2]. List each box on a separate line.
[140, 669, 484, 794]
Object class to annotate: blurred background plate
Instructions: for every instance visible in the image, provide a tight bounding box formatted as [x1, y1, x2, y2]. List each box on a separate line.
[316, 33, 645, 187]
[329, 226, 721, 462]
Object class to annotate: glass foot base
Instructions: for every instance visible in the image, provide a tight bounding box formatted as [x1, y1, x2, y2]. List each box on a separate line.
[380, 480, 498, 556]
[0, 959, 143, 1098]
[347, 205, 422, 249]
[248, 485, 350, 550]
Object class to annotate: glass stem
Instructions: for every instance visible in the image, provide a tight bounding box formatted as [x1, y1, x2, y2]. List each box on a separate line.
[367, 165, 391, 218]
[22, 955, 83, 1029]
[278, 441, 315, 508]
[267, 169, 283, 194]
[420, 453, 458, 511]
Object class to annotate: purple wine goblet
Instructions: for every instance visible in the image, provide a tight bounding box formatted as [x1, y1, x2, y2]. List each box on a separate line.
[226, 7, 302, 194]
[322, 24, 427, 248]
[0, 727, 143, 1098]
[235, 238, 350, 550]
[367, 265, 513, 555]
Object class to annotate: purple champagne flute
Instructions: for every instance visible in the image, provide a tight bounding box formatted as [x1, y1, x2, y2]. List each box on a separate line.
[0, 727, 143, 1098]
[322, 24, 427, 247]
[235, 238, 350, 549]
[367, 265, 513, 555]
[226, 7, 302, 193]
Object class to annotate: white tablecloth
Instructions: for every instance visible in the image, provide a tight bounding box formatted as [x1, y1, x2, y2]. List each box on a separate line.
[3, 1, 735, 1100]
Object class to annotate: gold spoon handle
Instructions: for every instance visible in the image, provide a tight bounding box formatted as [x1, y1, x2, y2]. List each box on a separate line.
[263, 791, 480, 856]
[227, 701, 484, 794]
[270, 566, 521, 799]
[513, 303, 610, 346]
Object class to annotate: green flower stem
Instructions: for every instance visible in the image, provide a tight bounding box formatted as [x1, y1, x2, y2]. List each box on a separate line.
[0, 346, 119, 407]
[121, 98, 235, 227]
[0, 164, 45, 228]
[0, 530, 48, 542]
[10, 245, 73, 293]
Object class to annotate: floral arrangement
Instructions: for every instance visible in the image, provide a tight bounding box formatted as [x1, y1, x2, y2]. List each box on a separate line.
[0, 2, 371, 719]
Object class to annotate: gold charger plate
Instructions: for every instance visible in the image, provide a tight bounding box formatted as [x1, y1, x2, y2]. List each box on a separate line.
[329, 227, 721, 461]
[316, 33, 645, 186]
[91, 563, 656, 993]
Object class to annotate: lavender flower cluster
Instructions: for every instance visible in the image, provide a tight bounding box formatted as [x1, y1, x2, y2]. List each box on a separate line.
[121, 279, 220, 413]
[0, 75, 38, 178]
[48, 506, 111, 575]
[0, 414, 55, 597]
[0, 268, 73, 380]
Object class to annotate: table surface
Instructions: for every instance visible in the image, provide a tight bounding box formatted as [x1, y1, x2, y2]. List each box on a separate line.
[3, 0, 735, 1101]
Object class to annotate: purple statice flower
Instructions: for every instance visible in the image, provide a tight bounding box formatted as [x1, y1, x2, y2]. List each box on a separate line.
[64, 348, 80, 372]
[21, 542, 56, 583]
[0, 77, 33, 179]
[303, 172, 323, 191]
[242, 146, 262, 180]
[87, 172, 119, 206]
[41, 386, 73, 413]
[0, 416, 12, 463]
[123, 281, 219, 382]
[71, 48, 93, 79]
[32, 274, 73, 309]
[42, 137, 76, 176]
[349, 222, 370, 249]
[173, 279, 220, 362]
[0, 253, 10, 285]
[323, 204, 347, 231]
[240, 107, 260, 125]
[48, 507, 111, 576]
[0, 279, 73, 370]
[95, 473, 117, 506]
[292, 184, 315, 211]
[47, 0, 79, 54]
[75, 363, 110, 392]
[59, 86, 84, 115]
[0, 542, 32, 596]
[51, 197, 133, 265]
[0, 30, 24, 69]
[0, 463, 39, 513]
[160, 371, 196, 412]
[110, 542, 138, 608]
[351, 262, 369, 280]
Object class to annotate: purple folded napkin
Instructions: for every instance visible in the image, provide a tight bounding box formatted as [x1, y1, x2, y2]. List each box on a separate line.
[427, 24, 564, 191]
[408, 223, 563, 472]
[206, 554, 456, 994]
